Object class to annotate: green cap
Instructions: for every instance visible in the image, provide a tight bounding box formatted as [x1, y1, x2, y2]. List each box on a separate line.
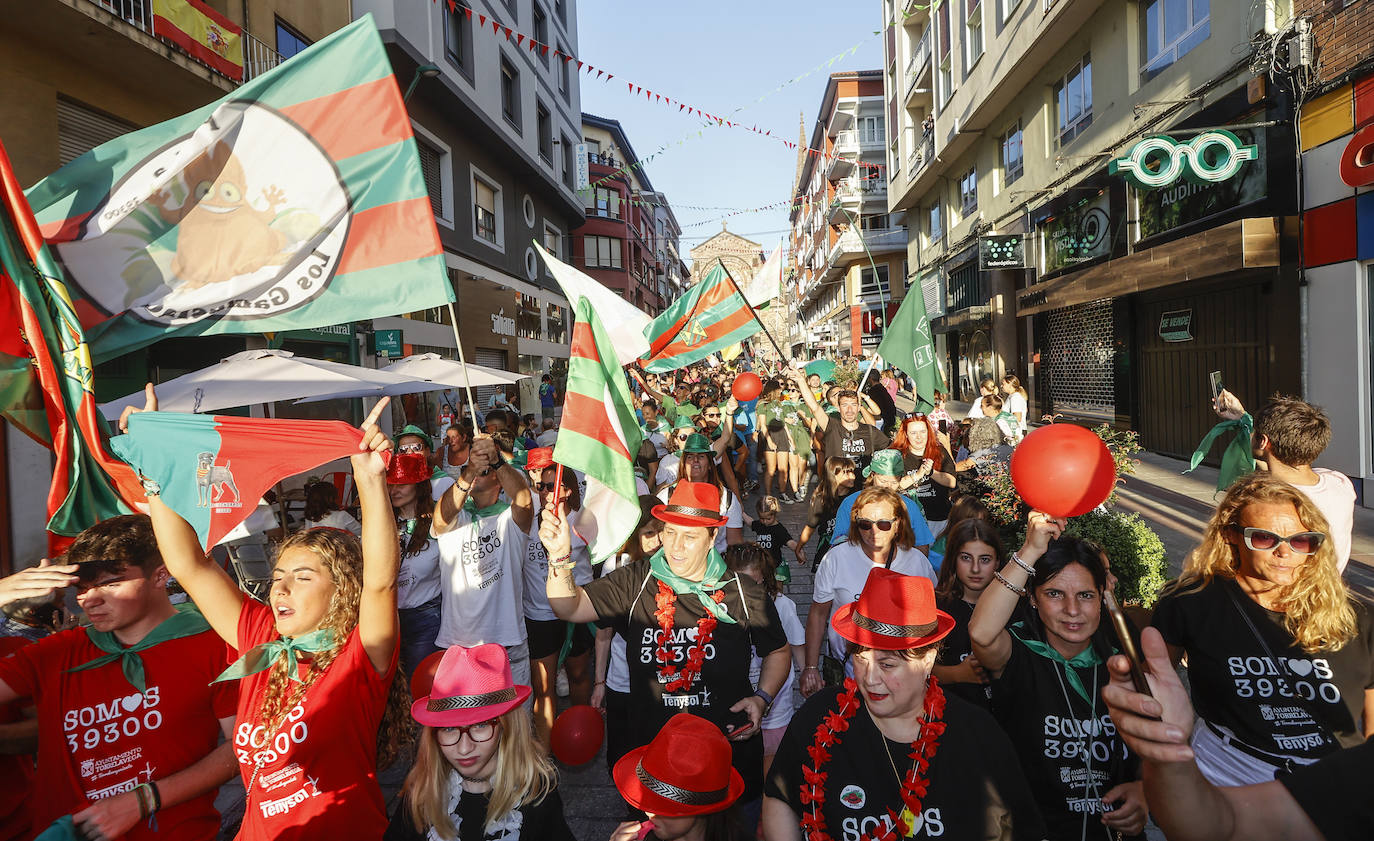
[862, 449, 905, 477]
[677, 403, 701, 418]
[681, 433, 714, 454]
[393, 424, 432, 450]
[672, 418, 698, 433]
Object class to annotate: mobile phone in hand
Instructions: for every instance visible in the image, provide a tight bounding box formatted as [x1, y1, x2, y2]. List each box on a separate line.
[1209, 371, 1224, 402]
[1103, 590, 1152, 698]
[724, 708, 752, 734]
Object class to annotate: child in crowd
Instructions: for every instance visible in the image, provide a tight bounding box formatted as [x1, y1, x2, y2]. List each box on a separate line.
[748, 496, 797, 584]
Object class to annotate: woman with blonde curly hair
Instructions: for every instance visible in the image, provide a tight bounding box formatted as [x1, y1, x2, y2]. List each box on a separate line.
[138, 395, 411, 839]
[1151, 472, 1374, 786]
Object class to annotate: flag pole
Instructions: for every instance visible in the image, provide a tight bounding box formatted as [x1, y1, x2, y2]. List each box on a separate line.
[445, 302, 482, 429]
[856, 353, 880, 393]
[717, 258, 789, 363]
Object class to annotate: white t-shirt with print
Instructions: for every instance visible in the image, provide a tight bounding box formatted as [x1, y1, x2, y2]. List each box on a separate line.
[1003, 391, 1028, 435]
[812, 541, 936, 666]
[522, 512, 591, 621]
[436, 506, 529, 647]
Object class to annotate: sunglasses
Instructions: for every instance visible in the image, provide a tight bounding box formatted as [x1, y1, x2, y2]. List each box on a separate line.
[534, 481, 558, 492]
[396, 443, 427, 454]
[1228, 525, 1326, 555]
[436, 720, 498, 745]
[855, 518, 897, 532]
[704, 413, 721, 419]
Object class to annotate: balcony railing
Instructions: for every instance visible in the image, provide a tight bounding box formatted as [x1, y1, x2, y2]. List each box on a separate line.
[86, 0, 283, 83]
[907, 133, 935, 178]
[905, 31, 931, 90]
[836, 178, 888, 200]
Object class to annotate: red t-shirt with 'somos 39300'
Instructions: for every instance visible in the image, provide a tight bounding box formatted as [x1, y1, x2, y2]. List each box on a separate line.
[0, 627, 236, 840]
[232, 600, 396, 841]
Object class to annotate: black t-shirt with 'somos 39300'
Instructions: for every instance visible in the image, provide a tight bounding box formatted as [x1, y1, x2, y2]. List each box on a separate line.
[765, 686, 1045, 841]
[1152, 578, 1374, 760]
[991, 638, 1143, 841]
[821, 422, 889, 472]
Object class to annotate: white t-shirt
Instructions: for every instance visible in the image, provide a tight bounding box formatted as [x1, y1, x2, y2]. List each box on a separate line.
[396, 532, 442, 609]
[812, 541, 937, 667]
[1296, 469, 1356, 573]
[655, 484, 743, 553]
[654, 453, 680, 489]
[645, 430, 671, 459]
[435, 506, 529, 647]
[522, 512, 591, 621]
[303, 509, 361, 535]
[965, 397, 985, 420]
[603, 553, 632, 693]
[536, 429, 559, 448]
[1003, 391, 1028, 436]
[749, 592, 805, 730]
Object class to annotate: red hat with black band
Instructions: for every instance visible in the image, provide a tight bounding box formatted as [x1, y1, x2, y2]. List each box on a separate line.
[612, 713, 745, 817]
[411, 644, 531, 728]
[651, 481, 728, 528]
[832, 568, 955, 650]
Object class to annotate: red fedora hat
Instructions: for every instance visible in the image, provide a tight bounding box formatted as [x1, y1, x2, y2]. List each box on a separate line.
[386, 452, 431, 485]
[411, 644, 531, 728]
[832, 568, 955, 650]
[612, 713, 745, 817]
[651, 481, 727, 528]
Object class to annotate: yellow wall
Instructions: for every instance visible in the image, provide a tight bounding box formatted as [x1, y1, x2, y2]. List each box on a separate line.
[1299, 83, 1354, 152]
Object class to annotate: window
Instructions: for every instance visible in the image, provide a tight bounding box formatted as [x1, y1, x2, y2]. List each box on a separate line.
[999, 0, 1021, 25]
[500, 57, 520, 129]
[858, 115, 885, 145]
[472, 171, 502, 247]
[585, 235, 623, 269]
[543, 222, 562, 259]
[517, 293, 542, 339]
[275, 19, 311, 59]
[929, 201, 943, 242]
[1142, 0, 1209, 75]
[558, 42, 571, 101]
[860, 213, 890, 231]
[415, 137, 445, 219]
[1000, 122, 1023, 187]
[533, 5, 549, 66]
[443, 3, 472, 74]
[561, 133, 574, 190]
[937, 2, 953, 107]
[584, 138, 601, 156]
[594, 187, 621, 219]
[555, 0, 567, 25]
[1054, 54, 1092, 146]
[958, 168, 977, 216]
[859, 265, 890, 300]
[546, 301, 567, 344]
[965, 0, 984, 72]
[536, 101, 553, 163]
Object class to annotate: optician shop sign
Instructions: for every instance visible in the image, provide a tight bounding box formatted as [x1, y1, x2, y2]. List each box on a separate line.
[978, 234, 1027, 270]
[1109, 131, 1258, 189]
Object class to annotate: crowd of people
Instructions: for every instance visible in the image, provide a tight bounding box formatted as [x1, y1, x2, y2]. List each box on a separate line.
[0, 357, 1369, 841]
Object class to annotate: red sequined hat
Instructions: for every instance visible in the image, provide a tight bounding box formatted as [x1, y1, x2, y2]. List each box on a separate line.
[385, 452, 431, 485]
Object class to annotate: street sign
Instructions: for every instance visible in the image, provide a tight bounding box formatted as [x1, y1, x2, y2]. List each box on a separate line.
[574, 142, 590, 191]
[373, 329, 403, 357]
[1158, 309, 1193, 342]
[1109, 131, 1258, 189]
[978, 234, 1027, 270]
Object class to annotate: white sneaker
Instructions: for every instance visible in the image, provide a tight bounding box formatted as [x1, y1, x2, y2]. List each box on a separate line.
[556, 669, 570, 698]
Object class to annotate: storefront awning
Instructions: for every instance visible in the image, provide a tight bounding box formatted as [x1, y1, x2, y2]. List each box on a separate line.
[1015, 217, 1281, 317]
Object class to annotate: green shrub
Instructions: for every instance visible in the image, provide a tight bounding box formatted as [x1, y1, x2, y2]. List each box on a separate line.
[1064, 510, 1168, 607]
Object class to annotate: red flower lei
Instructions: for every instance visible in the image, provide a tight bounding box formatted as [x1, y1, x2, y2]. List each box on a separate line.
[799, 677, 947, 841]
[653, 580, 724, 693]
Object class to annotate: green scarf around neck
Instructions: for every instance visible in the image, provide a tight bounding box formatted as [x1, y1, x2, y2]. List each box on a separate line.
[463, 497, 511, 520]
[213, 627, 338, 684]
[67, 603, 211, 693]
[648, 548, 736, 624]
[1009, 621, 1104, 706]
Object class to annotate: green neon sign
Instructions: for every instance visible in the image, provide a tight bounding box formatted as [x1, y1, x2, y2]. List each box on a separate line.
[1109, 131, 1258, 189]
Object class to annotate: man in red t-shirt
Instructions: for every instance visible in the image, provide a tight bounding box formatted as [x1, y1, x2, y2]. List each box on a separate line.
[0, 515, 237, 841]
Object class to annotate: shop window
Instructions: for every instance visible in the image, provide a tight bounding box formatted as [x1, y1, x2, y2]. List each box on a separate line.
[1142, 0, 1209, 76]
[1054, 54, 1092, 147]
[517, 292, 542, 340]
[1000, 122, 1023, 189]
[546, 301, 568, 344]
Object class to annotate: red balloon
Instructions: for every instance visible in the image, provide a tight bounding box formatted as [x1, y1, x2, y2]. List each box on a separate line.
[410, 650, 446, 700]
[1009, 424, 1116, 518]
[732, 372, 763, 401]
[550, 704, 604, 766]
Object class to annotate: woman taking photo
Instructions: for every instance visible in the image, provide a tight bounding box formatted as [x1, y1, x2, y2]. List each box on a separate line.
[763, 569, 1044, 841]
[793, 457, 857, 572]
[134, 395, 410, 840]
[1151, 473, 1374, 785]
[802, 488, 936, 697]
[931, 518, 1006, 710]
[890, 414, 956, 536]
[969, 512, 1148, 841]
[386, 644, 573, 841]
[388, 452, 443, 680]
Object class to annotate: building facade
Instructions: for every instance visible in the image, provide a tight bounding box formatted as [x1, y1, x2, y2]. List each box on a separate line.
[882, 0, 1302, 462]
[788, 71, 907, 361]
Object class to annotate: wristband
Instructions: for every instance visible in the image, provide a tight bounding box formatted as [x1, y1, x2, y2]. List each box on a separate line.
[993, 569, 1027, 597]
[803, 665, 819, 672]
[456, 482, 472, 493]
[753, 687, 774, 708]
[149, 780, 161, 813]
[548, 554, 575, 571]
[1010, 552, 1036, 576]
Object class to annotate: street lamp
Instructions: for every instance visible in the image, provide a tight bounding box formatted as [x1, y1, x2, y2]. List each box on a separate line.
[403, 63, 441, 102]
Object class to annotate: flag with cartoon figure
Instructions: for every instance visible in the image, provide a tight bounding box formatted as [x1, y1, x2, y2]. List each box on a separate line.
[24, 15, 452, 362]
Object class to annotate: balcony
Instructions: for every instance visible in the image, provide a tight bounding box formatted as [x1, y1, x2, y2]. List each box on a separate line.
[906, 132, 934, 179]
[827, 131, 859, 179]
[85, 0, 282, 83]
[830, 178, 888, 222]
[825, 227, 908, 276]
[904, 31, 932, 106]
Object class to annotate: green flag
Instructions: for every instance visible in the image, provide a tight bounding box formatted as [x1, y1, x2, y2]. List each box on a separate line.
[876, 286, 946, 412]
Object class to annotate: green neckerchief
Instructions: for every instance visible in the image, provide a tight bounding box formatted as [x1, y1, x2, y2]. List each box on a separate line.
[213, 627, 337, 684]
[464, 498, 512, 520]
[68, 602, 211, 693]
[1009, 621, 1104, 706]
[1186, 413, 1255, 492]
[507, 439, 528, 470]
[647, 548, 736, 624]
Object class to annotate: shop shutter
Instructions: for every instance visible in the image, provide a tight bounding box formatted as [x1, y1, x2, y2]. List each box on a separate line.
[57, 98, 137, 165]
[473, 348, 509, 416]
[415, 138, 444, 217]
[1045, 297, 1115, 420]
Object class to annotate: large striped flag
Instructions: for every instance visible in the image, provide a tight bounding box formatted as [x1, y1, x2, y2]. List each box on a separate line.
[535, 241, 649, 366]
[641, 261, 761, 373]
[553, 298, 642, 565]
[111, 412, 365, 548]
[24, 16, 452, 362]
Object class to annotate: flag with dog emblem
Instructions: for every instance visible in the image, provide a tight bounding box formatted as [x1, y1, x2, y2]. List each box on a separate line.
[641, 261, 761, 373]
[111, 412, 365, 548]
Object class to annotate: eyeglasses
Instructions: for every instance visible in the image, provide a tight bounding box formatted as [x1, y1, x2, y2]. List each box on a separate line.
[855, 518, 897, 532]
[397, 443, 426, 454]
[534, 482, 557, 492]
[704, 413, 721, 419]
[1228, 525, 1326, 555]
[436, 720, 498, 746]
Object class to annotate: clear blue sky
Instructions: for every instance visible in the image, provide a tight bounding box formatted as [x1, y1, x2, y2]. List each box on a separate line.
[574, 1, 885, 265]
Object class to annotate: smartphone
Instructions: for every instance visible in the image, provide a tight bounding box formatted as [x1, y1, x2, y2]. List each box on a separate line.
[1102, 590, 1153, 697]
[1209, 371, 1224, 402]
[938, 419, 949, 434]
[724, 708, 752, 734]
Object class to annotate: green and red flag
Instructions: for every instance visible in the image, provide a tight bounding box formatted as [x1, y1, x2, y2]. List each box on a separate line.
[641, 261, 762, 373]
[0, 138, 140, 551]
[24, 15, 452, 363]
[111, 412, 364, 549]
[553, 297, 643, 565]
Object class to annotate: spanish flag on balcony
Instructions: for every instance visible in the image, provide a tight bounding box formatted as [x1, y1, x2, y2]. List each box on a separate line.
[153, 0, 245, 81]
[24, 15, 453, 363]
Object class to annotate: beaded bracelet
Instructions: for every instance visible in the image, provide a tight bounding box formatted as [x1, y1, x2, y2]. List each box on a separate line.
[1010, 551, 1036, 575]
[548, 554, 575, 571]
[993, 568, 1027, 597]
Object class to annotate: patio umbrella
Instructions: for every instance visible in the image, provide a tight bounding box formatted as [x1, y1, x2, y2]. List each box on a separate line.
[99, 349, 439, 419]
[379, 353, 528, 388]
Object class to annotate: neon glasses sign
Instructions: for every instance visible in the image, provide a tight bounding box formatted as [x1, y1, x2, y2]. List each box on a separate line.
[1109, 130, 1258, 189]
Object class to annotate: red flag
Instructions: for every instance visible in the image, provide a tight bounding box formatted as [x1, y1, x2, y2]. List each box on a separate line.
[464, 6, 472, 18]
[540, 43, 549, 55]
[516, 33, 524, 45]
[478, 13, 486, 25]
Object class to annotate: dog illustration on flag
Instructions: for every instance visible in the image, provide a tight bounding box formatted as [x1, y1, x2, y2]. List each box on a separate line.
[195, 452, 240, 507]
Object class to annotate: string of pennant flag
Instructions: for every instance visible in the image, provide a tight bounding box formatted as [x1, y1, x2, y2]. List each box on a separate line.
[678, 197, 809, 229]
